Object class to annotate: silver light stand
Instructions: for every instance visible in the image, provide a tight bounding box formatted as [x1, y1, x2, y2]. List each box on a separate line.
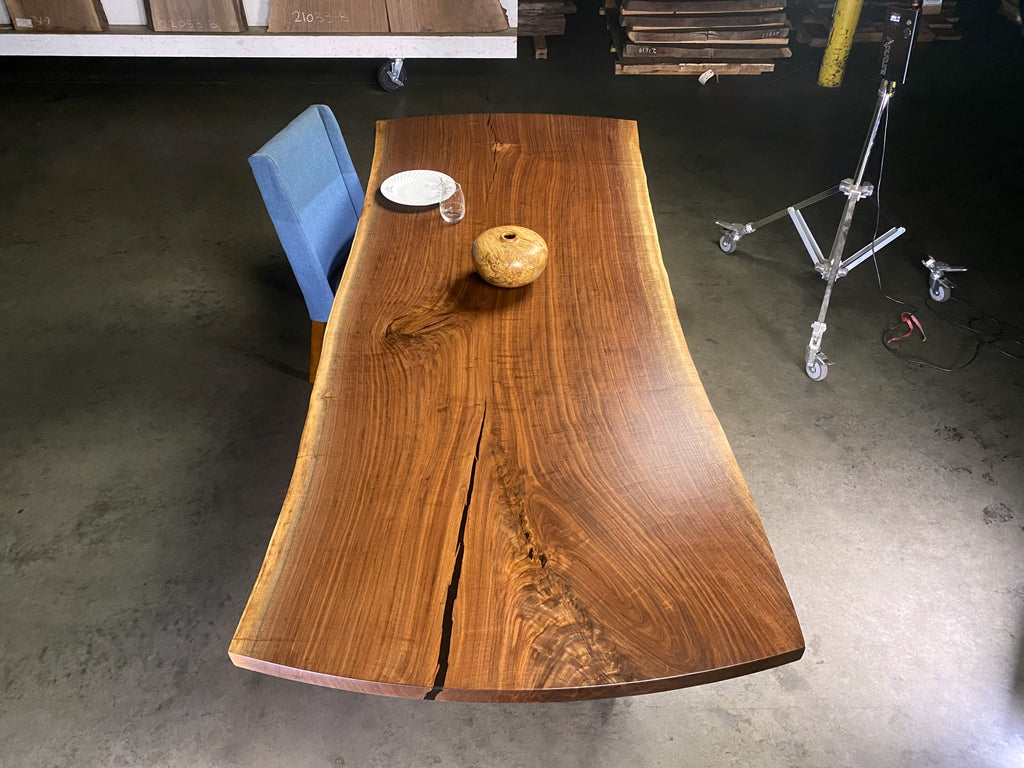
[714, 3, 954, 382]
[716, 78, 903, 382]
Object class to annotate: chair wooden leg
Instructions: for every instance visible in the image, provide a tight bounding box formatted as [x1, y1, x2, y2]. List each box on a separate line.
[309, 320, 326, 383]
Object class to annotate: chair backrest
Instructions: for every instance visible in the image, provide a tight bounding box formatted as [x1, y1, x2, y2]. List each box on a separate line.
[249, 105, 365, 322]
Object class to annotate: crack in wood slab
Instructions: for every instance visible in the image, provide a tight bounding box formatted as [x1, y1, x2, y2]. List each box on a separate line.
[425, 402, 488, 700]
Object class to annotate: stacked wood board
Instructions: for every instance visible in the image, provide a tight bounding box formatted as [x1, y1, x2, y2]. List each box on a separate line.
[520, 0, 576, 36]
[605, 0, 791, 76]
[519, 1, 576, 58]
[4, 0, 108, 31]
[792, 0, 962, 45]
[268, 0, 509, 34]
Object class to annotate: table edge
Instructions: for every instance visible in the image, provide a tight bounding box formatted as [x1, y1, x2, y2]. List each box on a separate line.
[229, 646, 805, 702]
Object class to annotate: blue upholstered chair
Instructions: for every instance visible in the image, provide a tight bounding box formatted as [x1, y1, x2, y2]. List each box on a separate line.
[249, 105, 365, 382]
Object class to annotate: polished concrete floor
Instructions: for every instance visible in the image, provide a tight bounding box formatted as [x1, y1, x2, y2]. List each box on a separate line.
[1, 4, 1023, 766]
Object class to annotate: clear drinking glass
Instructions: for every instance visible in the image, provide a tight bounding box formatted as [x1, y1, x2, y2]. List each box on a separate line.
[439, 183, 465, 224]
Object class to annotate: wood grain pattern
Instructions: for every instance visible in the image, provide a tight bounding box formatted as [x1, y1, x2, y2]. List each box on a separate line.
[144, 0, 248, 32]
[629, 28, 790, 43]
[623, 12, 788, 28]
[620, 0, 786, 13]
[385, 0, 508, 33]
[309, 320, 326, 383]
[268, 0, 389, 34]
[519, 0, 575, 37]
[229, 114, 803, 702]
[5, 0, 107, 32]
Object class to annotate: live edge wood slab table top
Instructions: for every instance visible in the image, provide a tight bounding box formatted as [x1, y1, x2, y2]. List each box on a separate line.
[229, 113, 803, 702]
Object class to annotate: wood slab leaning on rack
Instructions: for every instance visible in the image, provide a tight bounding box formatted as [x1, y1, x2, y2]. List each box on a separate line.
[5, 0, 108, 32]
[268, 0, 389, 33]
[229, 113, 804, 702]
[144, 0, 248, 32]
[386, 0, 509, 33]
[269, 0, 509, 34]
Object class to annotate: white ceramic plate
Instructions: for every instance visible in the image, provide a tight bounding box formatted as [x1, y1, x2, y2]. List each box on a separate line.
[380, 170, 457, 207]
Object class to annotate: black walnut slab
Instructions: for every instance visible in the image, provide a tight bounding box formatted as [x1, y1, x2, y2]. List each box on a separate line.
[230, 114, 803, 702]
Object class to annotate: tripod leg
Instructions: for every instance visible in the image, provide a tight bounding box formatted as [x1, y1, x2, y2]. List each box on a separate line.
[804, 182, 862, 381]
[802, 80, 895, 381]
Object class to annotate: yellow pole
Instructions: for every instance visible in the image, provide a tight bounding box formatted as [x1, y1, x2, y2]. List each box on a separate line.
[818, 0, 865, 88]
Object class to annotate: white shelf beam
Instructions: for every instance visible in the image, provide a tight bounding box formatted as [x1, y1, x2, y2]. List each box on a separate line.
[0, 27, 517, 58]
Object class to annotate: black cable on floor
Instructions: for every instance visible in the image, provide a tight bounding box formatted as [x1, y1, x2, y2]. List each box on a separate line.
[865, 102, 1024, 372]
[869, 106, 917, 312]
[881, 295, 1024, 371]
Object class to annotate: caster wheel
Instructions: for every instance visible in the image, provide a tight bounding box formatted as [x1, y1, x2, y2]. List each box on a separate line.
[929, 281, 950, 302]
[806, 358, 828, 381]
[377, 61, 407, 92]
[719, 233, 738, 254]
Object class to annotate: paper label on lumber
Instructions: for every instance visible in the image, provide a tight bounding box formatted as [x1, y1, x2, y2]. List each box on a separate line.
[6, 0, 107, 32]
[145, 0, 248, 32]
[385, 0, 509, 33]
[268, 0, 389, 33]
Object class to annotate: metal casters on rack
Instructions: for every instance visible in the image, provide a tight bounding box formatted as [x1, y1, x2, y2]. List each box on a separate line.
[377, 58, 407, 92]
[922, 256, 966, 303]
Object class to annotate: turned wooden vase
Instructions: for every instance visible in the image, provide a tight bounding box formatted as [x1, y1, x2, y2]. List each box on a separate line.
[471, 226, 548, 288]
